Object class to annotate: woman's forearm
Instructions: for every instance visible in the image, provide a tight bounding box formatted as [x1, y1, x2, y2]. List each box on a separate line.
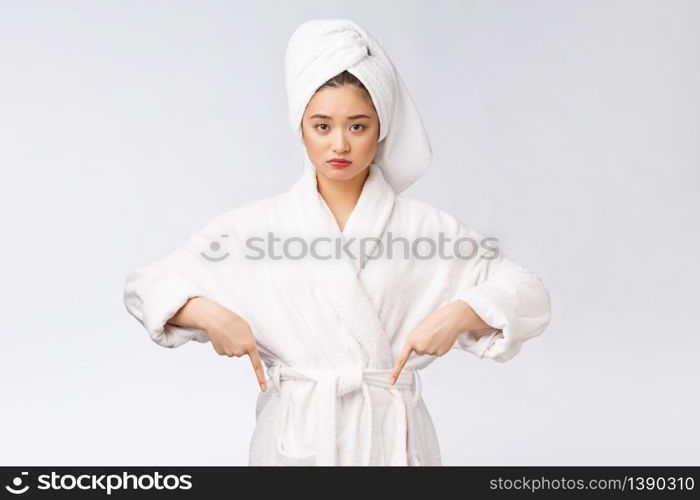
[453, 299, 495, 332]
[167, 296, 225, 332]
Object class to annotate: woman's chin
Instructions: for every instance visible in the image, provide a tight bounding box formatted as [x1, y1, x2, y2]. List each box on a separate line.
[318, 165, 362, 181]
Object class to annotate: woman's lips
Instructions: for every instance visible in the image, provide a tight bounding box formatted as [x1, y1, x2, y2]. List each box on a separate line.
[328, 159, 352, 168]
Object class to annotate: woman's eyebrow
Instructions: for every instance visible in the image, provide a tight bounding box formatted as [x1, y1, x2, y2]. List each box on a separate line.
[309, 113, 372, 120]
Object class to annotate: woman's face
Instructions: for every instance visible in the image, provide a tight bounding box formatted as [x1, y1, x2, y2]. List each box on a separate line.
[301, 84, 380, 184]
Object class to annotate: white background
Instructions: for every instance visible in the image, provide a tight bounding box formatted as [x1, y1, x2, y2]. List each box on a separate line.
[1, 0, 698, 465]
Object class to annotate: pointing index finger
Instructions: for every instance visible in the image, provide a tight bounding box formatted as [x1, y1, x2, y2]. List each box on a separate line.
[390, 343, 413, 385]
[248, 346, 267, 392]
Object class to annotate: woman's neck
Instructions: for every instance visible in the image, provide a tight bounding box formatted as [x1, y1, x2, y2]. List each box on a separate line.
[316, 168, 369, 232]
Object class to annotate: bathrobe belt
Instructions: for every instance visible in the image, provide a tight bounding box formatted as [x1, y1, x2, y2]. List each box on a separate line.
[267, 363, 423, 465]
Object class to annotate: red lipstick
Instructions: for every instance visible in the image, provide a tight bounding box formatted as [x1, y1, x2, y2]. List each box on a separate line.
[328, 158, 352, 168]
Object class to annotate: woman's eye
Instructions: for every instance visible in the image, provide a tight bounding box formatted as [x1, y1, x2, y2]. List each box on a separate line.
[351, 124, 365, 131]
[315, 124, 329, 131]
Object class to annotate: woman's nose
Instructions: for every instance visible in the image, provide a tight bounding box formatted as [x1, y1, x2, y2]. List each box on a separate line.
[332, 131, 349, 153]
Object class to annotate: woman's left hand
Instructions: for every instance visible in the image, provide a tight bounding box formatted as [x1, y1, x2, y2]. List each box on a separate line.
[389, 300, 490, 384]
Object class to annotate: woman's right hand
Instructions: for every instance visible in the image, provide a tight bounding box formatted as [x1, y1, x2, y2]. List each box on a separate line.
[168, 297, 267, 392]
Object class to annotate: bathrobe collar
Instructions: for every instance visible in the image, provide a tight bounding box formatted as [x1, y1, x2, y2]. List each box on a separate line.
[287, 151, 397, 368]
[291, 150, 396, 276]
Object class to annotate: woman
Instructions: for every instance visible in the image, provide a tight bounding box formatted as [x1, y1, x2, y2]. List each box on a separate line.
[123, 18, 552, 466]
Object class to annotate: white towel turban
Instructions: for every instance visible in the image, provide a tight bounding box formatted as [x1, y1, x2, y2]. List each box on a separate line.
[284, 18, 432, 194]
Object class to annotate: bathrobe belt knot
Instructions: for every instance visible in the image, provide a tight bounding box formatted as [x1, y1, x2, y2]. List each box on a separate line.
[267, 362, 423, 465]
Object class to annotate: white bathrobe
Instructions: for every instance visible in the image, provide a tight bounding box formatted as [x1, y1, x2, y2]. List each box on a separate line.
[123, 152, 552, 466]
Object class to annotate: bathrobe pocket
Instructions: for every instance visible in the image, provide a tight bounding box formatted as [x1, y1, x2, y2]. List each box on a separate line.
[274, 384, 317, 465]
[403, 394, 442, 466]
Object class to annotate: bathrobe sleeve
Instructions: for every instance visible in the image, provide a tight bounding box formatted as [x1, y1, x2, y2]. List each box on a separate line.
[123, 215, 225, 349]
[448, 221, 552, 363]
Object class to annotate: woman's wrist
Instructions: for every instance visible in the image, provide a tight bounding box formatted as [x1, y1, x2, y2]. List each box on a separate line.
[451, 299, 491, 333]
[188, 297, 230, 332]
